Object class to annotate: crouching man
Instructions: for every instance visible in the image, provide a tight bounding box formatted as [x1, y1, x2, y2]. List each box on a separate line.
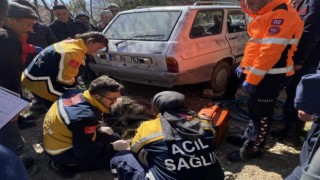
[110, 91, 224, 180]
[43, 76, 128, 177]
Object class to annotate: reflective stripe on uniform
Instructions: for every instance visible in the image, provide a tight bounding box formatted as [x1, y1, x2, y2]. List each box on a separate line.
[131, 132, 163, 153]
[57, 98, 71, 125]
[249, 37, 299, 45]
[56, 43, 76, 84]
[44, 146, 72, 155]
[24, 68, 63, 97]
[246, 65, 294, 76]
[145, 170, 156, 180]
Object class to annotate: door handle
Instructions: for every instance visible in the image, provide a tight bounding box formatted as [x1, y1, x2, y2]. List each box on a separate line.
[229, 36, 238, 40]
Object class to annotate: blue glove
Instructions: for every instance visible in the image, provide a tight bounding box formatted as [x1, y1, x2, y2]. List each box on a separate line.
[242, 81, 256, 93]
[34, 46, 43, 54]
[235, 65, 244, 79]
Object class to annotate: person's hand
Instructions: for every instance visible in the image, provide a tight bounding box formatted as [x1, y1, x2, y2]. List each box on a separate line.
[34, 46, 43, 54]
[235, 65, 244, 79]
[298, 110, 318, 122]
[112, 140, 129, 151]
[97, 126, 113, 135]
[242, 81, 256, 93]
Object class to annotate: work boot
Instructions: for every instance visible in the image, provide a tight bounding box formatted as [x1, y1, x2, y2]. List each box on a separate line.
[271, 121, 305, 147]
[227, 147, 264, 162]
[226, 135, 245, 147]
[211, 94, 235, 101]
[18, 115, 36, 129]
[48, 160, 78, 179]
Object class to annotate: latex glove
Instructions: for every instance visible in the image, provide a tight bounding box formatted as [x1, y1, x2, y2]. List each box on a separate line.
[34, 46, 43, 54]
[112, 140, 129, 151]
[235, 65, 244, 79]
[242, 81, 256, 93]
[97, 126, 113, 135]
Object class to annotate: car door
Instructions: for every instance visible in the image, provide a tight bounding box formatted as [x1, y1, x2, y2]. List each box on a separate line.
[225, 9, 249, 64]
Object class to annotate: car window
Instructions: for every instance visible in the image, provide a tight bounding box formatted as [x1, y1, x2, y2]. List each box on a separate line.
[105, 11, 181, 41]
[190, 9, 224, 38]
[227, 10, 247, 33]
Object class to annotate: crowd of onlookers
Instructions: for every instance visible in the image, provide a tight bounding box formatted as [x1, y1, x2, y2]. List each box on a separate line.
[0, 0, 320, 180]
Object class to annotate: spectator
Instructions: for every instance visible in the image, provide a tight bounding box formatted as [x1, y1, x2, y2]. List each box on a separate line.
[107, 3, 120, 15]
[286, 73, 320, 180]
[21, 32, 109, 108]
[98, 10, 113, 32]
[75, 13, 97, 31]
[49, 5, 87, 41]
[214, 0, 303, 162]
[208, 15, 222, 34]
[0, 1, 38, 170]
[271, 0, 320, 147]
[43, 75, 128, 178]
[110, 91, 225, 180]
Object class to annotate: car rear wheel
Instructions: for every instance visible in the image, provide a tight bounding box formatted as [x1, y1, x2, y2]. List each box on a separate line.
[211, 61, 231, 92]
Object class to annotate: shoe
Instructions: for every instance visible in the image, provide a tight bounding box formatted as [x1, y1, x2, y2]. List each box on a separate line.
[211, 94, 235, 101]
[227, 147, 264, 162]
[226, 135, 245, 147]
[29, 102, 47, 113]
[271, 122, 304, 147]
[48, 160, 78, 179]
[18, 116, 36, 129]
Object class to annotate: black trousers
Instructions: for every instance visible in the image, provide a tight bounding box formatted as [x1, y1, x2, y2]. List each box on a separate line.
[243, 75, 290, 151]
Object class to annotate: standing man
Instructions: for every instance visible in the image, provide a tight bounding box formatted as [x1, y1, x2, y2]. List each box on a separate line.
[43, 76, 128, 177]
[0, 2, 38, 169]
[226, 0, 304, 162]
[49, 5, 87, 41]
[271, 0, 320, 147]
[75, 13, 97, 31]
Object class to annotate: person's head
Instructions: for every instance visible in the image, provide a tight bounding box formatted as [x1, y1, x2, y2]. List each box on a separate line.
[108, 3, 120, 15]
[75, 31, 109, 54]
[5, 2, 38, 38]
[100, 10, 113, 24]
[245, 0, 271, 13]
[52, 5, 69, 23]
[75, 13, 90, 26]
[152, 91, 186, 114]
[0, 0, 9, 27]
[89, 75, 123, 108]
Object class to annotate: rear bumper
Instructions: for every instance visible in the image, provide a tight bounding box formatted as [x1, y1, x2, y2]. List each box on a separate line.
[89, 63, 213, 87]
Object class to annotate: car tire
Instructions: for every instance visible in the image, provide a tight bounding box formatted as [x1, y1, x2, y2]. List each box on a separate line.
[211, 61, 231, 92]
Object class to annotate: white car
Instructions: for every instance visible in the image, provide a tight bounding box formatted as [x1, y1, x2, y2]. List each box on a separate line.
[90, 3, 249, 92]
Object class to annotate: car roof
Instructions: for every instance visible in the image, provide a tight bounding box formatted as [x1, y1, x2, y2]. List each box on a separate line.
[119, 5, 240, 14]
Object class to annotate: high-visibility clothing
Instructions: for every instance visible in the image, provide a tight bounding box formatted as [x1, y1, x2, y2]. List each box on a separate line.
[21, 39, 87, 102]
[43, 90, 108, 156]
[130, 117, 224, 180]
[240, 0, 304, 85]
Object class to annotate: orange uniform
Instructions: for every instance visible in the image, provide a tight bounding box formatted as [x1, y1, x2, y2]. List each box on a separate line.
[240, 0, 304, 85]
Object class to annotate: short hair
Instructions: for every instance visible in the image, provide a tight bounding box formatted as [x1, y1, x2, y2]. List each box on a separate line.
[100, 10, 113, 17]
[75, 13, 90, 20]
[108, 3, 120, 9]
[89, 75, 123, 95]
[52, 5, 67, 11]
[0, 0, 9, 27]
[75, 31, 109, 52]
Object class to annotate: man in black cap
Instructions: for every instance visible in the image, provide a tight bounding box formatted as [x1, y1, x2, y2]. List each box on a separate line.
[49, 5, 88, 41]
[75, 13, 97, 31]
[0, 1, 38, 171]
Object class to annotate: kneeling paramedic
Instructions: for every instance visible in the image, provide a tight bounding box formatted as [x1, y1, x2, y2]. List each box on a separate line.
[43, 76, 128, 172]
[110, 91, 225, 180]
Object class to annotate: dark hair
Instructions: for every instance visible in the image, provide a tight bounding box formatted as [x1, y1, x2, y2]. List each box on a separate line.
[75, 31, 109, 52]
[89, 75, 123, 95]
[75, 13, 89, 20]
[52, 5, 67, 11]
[0, 0, 9, 26]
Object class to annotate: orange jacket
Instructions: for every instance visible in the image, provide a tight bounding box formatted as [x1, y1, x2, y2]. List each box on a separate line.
[240, 0, 304, 85]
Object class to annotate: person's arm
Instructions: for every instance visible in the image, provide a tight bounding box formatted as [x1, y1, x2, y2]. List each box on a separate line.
[44, 25, 57, 45]
[69, 120, 115, 159]
[293, 0, 320, 65]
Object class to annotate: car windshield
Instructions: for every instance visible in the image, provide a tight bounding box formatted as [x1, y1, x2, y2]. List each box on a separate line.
[105, 11, 182, 41]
